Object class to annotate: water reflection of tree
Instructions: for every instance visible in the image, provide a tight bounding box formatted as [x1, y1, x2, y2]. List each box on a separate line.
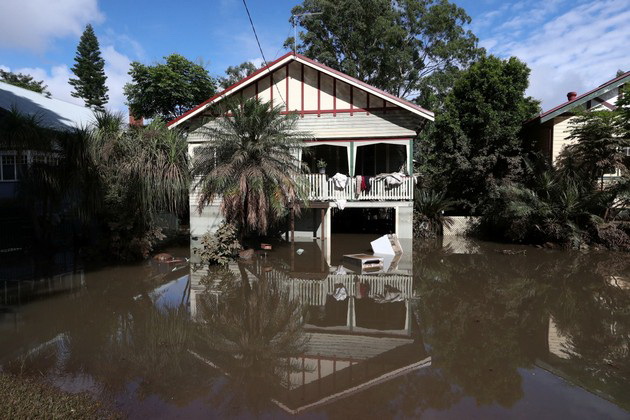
[536, 252, 630, 408]
[412, 241, 630, 411]
[6, 264, 215, 408]
[194, 265, 308, 415]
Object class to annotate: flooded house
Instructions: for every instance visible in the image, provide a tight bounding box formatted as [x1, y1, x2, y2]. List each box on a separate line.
[0, 81, 96, 252]
[523, 70, 630, 171]
[0, 81, 96, 201]
[168, 52, 434, 245]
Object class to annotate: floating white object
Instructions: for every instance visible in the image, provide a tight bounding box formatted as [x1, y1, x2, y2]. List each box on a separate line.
[370, 234, 403, 256]
[296, 248, 304, 255]
[342, 254, 384, 273]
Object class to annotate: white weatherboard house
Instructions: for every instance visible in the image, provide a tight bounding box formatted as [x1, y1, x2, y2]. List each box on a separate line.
[524, 70, 630, 168]
[169, 52, 434, 241]
[0, 81, 95, 200]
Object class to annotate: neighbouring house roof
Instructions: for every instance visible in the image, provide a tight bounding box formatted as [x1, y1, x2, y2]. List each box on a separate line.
[0, 81, 95, 130]
[168, 52, 434, 128]
[527, 70, 630, 125]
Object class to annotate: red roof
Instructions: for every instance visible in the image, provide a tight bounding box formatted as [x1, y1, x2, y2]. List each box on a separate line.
[168, 52, 433, 128]
[528, 70, 630, 124]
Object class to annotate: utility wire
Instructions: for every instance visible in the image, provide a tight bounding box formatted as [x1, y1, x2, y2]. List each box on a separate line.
[241, 0, 287, 108]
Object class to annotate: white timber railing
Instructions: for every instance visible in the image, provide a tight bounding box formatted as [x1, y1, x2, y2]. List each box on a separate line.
[303, 174, 414, 201]
[251, 266, 413, 306]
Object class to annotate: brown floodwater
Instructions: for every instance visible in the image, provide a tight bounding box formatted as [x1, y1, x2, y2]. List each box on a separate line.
[1, 234, 630, 419]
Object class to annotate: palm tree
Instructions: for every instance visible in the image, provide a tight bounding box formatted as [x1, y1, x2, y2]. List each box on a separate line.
[93, 114, 190, 259]
[191, 97, 307, 236]
[2, 107, 190, 259]
[195, 265, 308, 412]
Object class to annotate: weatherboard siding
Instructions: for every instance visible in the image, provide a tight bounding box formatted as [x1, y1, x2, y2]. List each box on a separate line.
[551, 115, 576, 163]
[186, 111, 417, 142]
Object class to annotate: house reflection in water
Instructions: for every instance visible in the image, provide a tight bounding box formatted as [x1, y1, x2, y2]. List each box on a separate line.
[190, 237, 431, 415]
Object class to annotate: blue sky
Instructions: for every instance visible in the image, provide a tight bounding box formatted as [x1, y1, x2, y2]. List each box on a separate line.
[1, 0, 628, 113]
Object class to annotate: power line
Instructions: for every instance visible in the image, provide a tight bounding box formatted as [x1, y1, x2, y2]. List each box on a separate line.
[241, 0, 286, 107]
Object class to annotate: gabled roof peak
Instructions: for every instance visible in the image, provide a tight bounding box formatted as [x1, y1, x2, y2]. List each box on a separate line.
[168, 52, 434, 128]
[531, 70, 630, 124]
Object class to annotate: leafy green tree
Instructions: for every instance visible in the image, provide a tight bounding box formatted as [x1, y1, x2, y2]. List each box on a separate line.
[94, 114, 191, 259]
[191, 97, 307, 236]
[428, 54, 540, 213]
[615, 84, 630, 143]
[557, 111, 627, 189]
[218, 61, 258, 89]
[69, 24, 109, 111]
[287, 0, 480, 100]
[124, 54, 216, 121]
[0, 69, 51, 97]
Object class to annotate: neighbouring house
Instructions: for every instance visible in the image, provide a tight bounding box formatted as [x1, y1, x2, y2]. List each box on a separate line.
[0, 81, 95, 200]
[524, 71, 630, 169]
[168, 52, 434, 242]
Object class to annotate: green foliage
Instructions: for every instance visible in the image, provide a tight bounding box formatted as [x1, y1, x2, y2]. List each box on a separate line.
[95, 116, 191, 259]
[427, 54, 540, 213]
[69, 24, 109, 111]
[2, 109, 190, 260]
[219, 61, 258, 89]
[557, 110, 628, 185]
[288, 0, 480, 100]
[413, 188, 455, 238]
[0, 69, 51, 97]
[617, 84, 630, 139]
[194, 222, 241, 266]
[124, 54, 216, 121]
[480, 174, 603, 246]
[191, 97, 308, 235]
[316, 158, 327, 169]
[1, 373, 118, 419]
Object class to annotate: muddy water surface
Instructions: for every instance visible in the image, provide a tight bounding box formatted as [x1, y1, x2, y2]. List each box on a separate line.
[1, 235, 629, 419]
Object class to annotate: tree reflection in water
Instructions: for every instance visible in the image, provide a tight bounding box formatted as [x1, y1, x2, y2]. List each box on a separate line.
[413, 240, 630, 411]
[4, 264, 213, 407]
[193, 264, 308, 414]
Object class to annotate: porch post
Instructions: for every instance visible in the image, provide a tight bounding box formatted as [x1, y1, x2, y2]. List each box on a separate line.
[406, 140, 413, 175]
[320, 208, 326, 240]
[325, 208, 331, 264]
[290, 206, 295, 243]
[349, 142, 355, 176]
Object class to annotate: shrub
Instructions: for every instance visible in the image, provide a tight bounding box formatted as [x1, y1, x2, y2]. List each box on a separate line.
[193, 222, 241, 265]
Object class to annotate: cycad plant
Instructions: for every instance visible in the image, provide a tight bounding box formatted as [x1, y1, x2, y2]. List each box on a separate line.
[482, 172, 603, 245]
[413, 188, 455, 237]
[191, 97, 307, 236]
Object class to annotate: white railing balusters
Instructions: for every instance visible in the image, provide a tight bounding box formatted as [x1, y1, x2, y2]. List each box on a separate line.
[301, 174, 413, 201]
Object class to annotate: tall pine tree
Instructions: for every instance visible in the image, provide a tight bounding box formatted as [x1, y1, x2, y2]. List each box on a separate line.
[69, 24, 109, 111]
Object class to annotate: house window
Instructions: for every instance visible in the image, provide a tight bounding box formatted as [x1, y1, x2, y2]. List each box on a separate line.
[1, 153, 16, 181]
[1, 152, 28, 181]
